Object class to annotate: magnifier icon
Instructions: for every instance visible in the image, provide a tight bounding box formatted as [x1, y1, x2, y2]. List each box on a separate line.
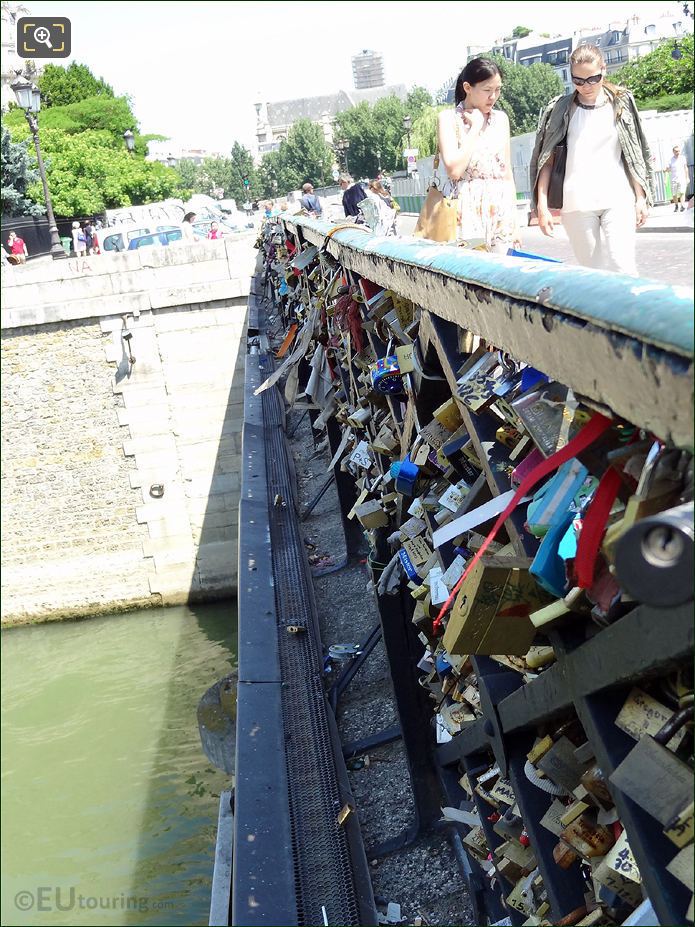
[33, 26, 53, 48]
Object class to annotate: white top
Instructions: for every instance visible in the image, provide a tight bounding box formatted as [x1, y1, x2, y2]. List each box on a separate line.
[669, 154, 688, 184]
[563, 102, 633, 213]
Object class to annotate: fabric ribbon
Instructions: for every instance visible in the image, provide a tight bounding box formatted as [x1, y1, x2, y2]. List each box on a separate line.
[432, 413, 614, 633]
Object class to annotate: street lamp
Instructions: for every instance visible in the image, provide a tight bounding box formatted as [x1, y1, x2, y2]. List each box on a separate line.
[123, 129, 135, 153]
[402, 115, 412, 147]
[336, 138, 350, 174]
[376, 149, 382, 173]
[11, 75, 66, 260]
[166, 154, 177, 168]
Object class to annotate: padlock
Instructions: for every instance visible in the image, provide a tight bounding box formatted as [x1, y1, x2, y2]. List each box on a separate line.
[610, 705, 694, 832]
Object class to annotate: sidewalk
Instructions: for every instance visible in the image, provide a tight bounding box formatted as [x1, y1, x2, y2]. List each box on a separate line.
[642, 202, 694, 233]
[400, 202, 693, 234]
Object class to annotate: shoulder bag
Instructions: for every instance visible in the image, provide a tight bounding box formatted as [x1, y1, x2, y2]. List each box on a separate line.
[547, 143, 567, 210]
[413, 154, 459, 242]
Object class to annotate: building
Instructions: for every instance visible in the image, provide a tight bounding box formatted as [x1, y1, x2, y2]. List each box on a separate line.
[574, 24, 629, 75]
[255, 84, 407, 157]
[516, 36, 573, 95]
[626, 11, 691, 60]
[145, 142, 227, 166]
[351, 49, 384, 90]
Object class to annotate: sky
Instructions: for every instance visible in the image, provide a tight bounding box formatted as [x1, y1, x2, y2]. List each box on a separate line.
[25, 0, 684, 154]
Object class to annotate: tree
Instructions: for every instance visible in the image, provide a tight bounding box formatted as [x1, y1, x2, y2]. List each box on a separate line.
[174, 158, 199, 193]
[3, 94, 137, 145]
[406, 86, 433, 119]
[1, 126, 45, 217]
[279, 119, 334, 189]
[411, 105, 449, 159]
[7, 125, 183, 216]
[38, 62, 115, 108]
[256, 149, 283, 199]
[511, 25, 532, 38]
[612, 35, 694, 100]
[486, 54, 563, 134]
[228, 142, 258, 204]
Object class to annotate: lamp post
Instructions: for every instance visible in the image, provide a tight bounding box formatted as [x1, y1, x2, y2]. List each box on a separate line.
[11, 75, 66, 260]
[376, 149, 382, 174]
[123, 129, 135, 153]
[336, 138, 350, 174]
[402, 114, 413, 172]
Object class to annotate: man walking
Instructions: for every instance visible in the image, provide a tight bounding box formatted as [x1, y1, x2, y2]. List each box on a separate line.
[300, 183, 323, 218]
[339, 174, 367, 220]
[669, 145, 690, 213]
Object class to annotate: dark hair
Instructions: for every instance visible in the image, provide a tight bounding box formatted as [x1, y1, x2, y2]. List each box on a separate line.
[454, 58, 500, 106]
[183, 212, 196, 222]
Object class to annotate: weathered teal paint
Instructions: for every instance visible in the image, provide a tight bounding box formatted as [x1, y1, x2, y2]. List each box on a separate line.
[290, 216, 694, 357]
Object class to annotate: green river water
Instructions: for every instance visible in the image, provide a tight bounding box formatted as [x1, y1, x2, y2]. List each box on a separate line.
[1, 602, 238, 927]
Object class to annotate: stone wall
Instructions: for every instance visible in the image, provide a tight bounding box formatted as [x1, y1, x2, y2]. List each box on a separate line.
[1, 237, 254, 625]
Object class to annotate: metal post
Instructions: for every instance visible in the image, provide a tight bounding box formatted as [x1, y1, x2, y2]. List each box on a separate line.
[26, 112, 66, 260]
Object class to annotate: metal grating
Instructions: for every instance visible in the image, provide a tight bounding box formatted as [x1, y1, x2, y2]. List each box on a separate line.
[260, 358, 361, 927]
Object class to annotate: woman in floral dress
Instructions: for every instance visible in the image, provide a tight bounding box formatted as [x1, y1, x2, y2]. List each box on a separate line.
[437, 58, 520, 252]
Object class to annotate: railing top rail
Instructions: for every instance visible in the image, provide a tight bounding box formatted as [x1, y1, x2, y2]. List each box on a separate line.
[283, 216, 694, 358]
[280, 215, 693, 448]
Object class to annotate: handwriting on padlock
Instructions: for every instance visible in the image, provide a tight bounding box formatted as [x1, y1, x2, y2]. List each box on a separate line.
[615, 687, 687, 748]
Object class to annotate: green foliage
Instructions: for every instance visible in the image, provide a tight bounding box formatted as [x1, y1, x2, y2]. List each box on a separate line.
[1, 126, 45, 217]
[405, 86, 433, 118]
[511, 25, 532, 38]
[334, 94, 416, 177]
[612, 35, 694, 100]
[485, 53, 564, 135]
[3, 93, 137, 145]
[174, 158, 199, 192]
[228, 141, 258, 204]
[38, 62, 114, 108]
[636, 92, 694, 112]
[411, 105, 449, 158]
[172, 142, 258, 204]
[7, 126, 183, 216]
[277, 119, 335, 190]
[257, 120, 334, 197]
[256, 149, 283, 199]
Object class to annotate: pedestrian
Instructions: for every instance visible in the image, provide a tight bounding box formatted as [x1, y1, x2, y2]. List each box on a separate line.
[367, 180, 399, 235]
[84, 219, 99, 255]
[207, 220, 224, 240]
[667, 145, 690, 213]
[182, 212, 197, 242]
[437, 58, 520, 251]
[6, 230, 28, 264]
[72, 221, 87, 256]
[530, 44, 653, 276]
[300, 182, 323, 218]
[339, 173, 368, 220]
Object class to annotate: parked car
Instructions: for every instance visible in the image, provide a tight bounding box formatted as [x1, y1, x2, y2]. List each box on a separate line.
[101, 224, 182, 252]
[127, 228, 184, 249]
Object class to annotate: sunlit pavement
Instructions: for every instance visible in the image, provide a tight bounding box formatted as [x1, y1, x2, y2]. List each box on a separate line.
[397, 205, 694, 288]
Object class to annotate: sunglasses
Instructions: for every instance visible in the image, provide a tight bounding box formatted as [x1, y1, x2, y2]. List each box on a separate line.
[571, 73, 603, 86]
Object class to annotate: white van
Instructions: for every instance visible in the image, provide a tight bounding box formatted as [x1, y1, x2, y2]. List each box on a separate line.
[100, 223, 183, 253]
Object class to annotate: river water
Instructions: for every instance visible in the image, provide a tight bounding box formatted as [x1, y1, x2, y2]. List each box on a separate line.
[1, 602, 237, 927]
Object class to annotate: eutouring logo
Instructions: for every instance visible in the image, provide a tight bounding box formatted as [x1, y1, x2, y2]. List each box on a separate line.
[14, 887, 177, 914]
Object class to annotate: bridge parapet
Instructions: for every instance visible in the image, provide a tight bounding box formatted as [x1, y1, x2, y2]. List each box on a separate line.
[1, 235, 257, 330]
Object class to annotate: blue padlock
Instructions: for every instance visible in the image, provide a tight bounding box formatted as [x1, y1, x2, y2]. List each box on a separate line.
[371, 355, 404, 394]
[390, 455, 419, 496]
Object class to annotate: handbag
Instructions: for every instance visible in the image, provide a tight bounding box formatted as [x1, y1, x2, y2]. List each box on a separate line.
[547, 143, 567, 210]
[413, 155, 459, 242]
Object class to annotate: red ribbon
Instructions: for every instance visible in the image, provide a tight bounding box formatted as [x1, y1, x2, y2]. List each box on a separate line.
[432, 413, 614, 633]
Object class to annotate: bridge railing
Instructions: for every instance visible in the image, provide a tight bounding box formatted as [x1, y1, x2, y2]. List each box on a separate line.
[247, 214, 693, 926]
